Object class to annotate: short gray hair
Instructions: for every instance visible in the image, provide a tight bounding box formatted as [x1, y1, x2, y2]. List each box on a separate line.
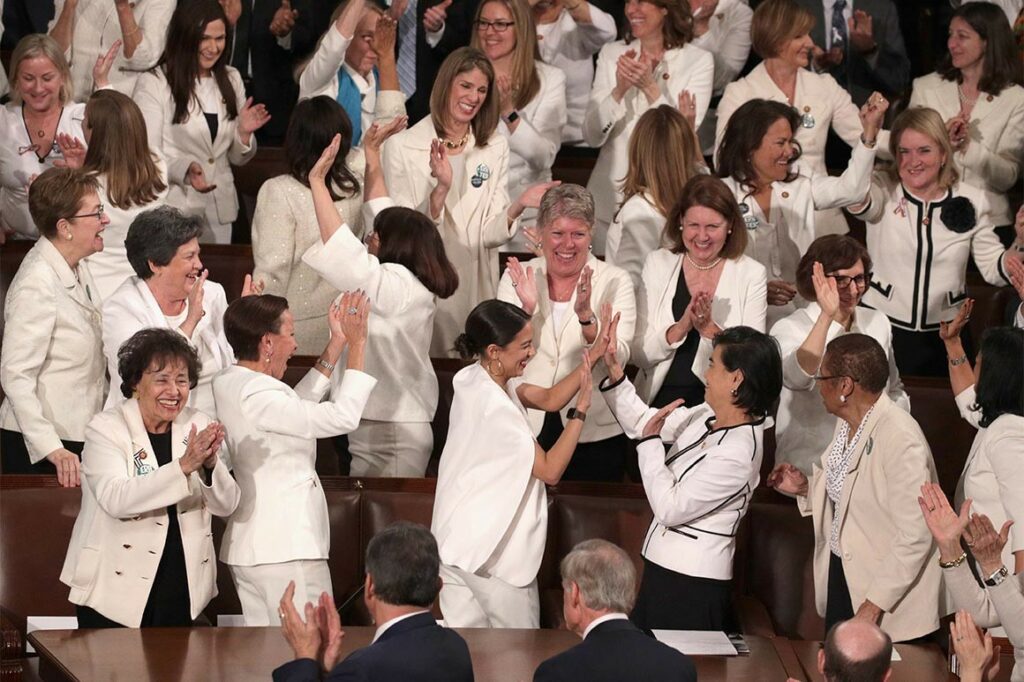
[560, 539, 636, 613]
[125, 206, 204, 280]
[537, 184, 595, 229]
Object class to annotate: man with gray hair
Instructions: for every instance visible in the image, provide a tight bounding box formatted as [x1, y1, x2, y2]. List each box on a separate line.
[534, 539, 696, 681]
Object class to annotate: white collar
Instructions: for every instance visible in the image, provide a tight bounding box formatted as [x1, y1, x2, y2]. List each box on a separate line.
[342, 62, 372, 95]
[582, 613, 629, 639]
[371, 610, 431, 643]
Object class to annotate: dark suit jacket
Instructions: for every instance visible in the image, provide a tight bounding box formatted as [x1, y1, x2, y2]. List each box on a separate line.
[794, 0, 910, 105]
[272, 612, 475, 682]
[533, 619, 697, 682]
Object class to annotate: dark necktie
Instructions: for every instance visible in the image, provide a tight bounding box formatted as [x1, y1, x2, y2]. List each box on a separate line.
[831, 0, 848, 80]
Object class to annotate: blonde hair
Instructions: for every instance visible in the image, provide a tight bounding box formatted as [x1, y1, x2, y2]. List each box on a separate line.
[9, 34, 74, 106]
[888, 107, 960, 190]
[470, 0, 541, 110]
[619, 106, 702, 218]
[430, 48, 500, 146]
[751, 0, 815, 59]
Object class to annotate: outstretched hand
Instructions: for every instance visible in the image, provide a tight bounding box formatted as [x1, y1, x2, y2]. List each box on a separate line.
[767, 462, 809, 497]
[642, 399, 684, 439]
[310, 134, 342, 186]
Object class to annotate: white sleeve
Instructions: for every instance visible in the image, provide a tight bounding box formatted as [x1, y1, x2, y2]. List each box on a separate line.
[502, 68, 566, 175]
[581, 45, 625, 148]
[298, 25, 352, 99]
[133, 73, 191, 188]
[123, 0, 175, 70]
[240, 370, 377, 439]
[807, 142, 876, 210]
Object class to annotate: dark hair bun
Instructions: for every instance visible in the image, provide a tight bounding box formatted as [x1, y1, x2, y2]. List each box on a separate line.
[940, 197, 977, 234]
[453, 333, 479, 360]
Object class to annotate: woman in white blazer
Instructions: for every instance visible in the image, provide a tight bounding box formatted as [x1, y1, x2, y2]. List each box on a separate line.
[60, 328, 240, 628]
[605, 104, 704, 292]
[66, 89, 169, 302]
[633, 175, 766, 407]
[382, 47, 550, 357]
[296, 0, 405, 146]
[940, 313, 1024, 576]
[602, 325, 782, 631]
[432, 299, 608, 628]
[905, 3, 1024, 231]
[717, 96, 885, 327]
[252, 97, 369, 355]
[215, 292, 377, 626]
[0, 169, 107, 485]
[716, 0, 862, 237]
[532, 0, 617, 144]
[583, 0, 713, 251]
[848, 107, 1019, 377]
[770, 334, 942, 642]
[133, 1, 270, 244]
[102, 207, 245, 419]
[471, 0, 567, 229]
[770, 236, 909, 476]
[302, 131, 458, 478]
[498, 184, 636, 482]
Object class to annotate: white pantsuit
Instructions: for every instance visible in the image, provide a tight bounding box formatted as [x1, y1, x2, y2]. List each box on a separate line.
[691, 0, 753, 154]
[605, 193, 666, 293]
[214, 365, 376, 625]
[583, 41, 714, 250]
[133, 68, 256, 243]
[382, 117, 516, 357]
[59, 401, 240, 627]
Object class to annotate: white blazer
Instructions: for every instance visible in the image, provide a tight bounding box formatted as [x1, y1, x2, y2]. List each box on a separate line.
[296, 23, 406, 133]
[59, 401, 240, 628]
[691, 0, 753, 153]
[133, 67, 256, 233]
[583, 41, 714, 230]
[0, 238, 106, 462]
[496, 255, 636, 442]
[605, 193, 667, 293]
[602, 374, 766, 580]
[907, 73, 1024, 226]
[102, 277, 234, 418]
[535, 3, 617, 144]
[716, 64, 863, 236]
[633, 250, 767, 400]
[769, 302, 909, 475]
[382, 116, 515, 357]
[798, 394, 942, 642]
[83, 160, 170, 303]
[853, 177, 1010, 331]
[302, 221, 439, 423]
[431, 364, 545, 588]
[215, 365, 376, 566]
[500, 61, 567, 202]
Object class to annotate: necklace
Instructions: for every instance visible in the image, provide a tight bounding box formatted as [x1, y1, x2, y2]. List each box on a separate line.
[957, 84, 977, 106]
[684, 253, 722, 271]
[442, 131, 470, 149]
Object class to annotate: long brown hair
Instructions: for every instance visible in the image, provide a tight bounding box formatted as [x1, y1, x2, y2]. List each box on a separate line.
[375, 207, 459, 298]
[83, 90, 167, 210]
[285, 97, 360, 201]
[157, 0, 239, 125]
[619, 105, 701, 218]
[623, 0, 693, 50]
[716, 99, 802, 194]
[937, 2, 1023, 95]
[470, 0, 541, 110]
[430, 48, 500, 146]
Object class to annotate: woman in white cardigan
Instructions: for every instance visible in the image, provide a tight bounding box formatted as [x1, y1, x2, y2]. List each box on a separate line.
[133, 1, 270, 243]
[770, 236, 909, 476]
[716, 0, 862, 237]
[717, 95, 886, 327]
[583, 0, 713, 252]
[471, 0, 567, 229]
[60, 328, 239, 628]
[633, 175, 766, 406]
[0, 169, 107, 485]
[214, 292, 377, 626]
[302, 129, 458, 478]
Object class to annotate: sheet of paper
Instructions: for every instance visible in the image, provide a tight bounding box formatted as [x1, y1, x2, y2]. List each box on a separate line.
[26, 616, 78, 653]
[652, 629, 738, 656]
[891, 647, 903, 662]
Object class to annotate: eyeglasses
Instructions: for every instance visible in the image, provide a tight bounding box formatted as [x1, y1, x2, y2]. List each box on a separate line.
[812, 373, 850, 383]
[68, 205, 106, 221]
[826, 272, 872, 289]
[475, 19, 515, 32]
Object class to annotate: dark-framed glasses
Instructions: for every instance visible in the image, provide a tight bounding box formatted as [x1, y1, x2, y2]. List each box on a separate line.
[475, 19, 515, 32]
[812, 373, 851, 383]
[68, 204, 106, 221]
[826, 272, 872, 289]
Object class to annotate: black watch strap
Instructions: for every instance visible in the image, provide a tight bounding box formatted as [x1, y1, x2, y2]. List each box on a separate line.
[567, 408, 587, 422]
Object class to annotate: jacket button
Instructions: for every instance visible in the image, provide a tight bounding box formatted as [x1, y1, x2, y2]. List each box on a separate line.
[661, 73, 669, 80]
[148, 550, 157, 554]
[844, 552, 851, 560]
[781, 191, 789, 199]
[122, 544, 131, 549]
[207, 157, 214, 164]
[202, 558, 210, 564]
[115, 570, 122, 575]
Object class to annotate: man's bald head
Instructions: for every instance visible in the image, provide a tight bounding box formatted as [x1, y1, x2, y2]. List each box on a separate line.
[819, 619, 893, 682]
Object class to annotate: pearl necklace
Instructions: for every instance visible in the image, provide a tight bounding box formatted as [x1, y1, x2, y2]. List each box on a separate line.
[957, 84, 977, 107]
[684, 253, 722, 271]
[442, 131, 470, 149]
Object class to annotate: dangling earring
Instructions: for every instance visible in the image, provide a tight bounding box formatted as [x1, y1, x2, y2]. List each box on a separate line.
[486, 358, 505, 377]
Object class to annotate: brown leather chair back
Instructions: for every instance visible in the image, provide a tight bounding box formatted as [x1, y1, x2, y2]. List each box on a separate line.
[904, 376, 975, 498]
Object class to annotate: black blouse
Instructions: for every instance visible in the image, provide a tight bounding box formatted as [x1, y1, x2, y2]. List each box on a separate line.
[651, 269, 706, 409]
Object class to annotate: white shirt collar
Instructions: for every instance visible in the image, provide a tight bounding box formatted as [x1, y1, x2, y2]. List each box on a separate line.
[582, 613, 629, 640]
[342, 62, 372, 96]
[371, 610, 431, 643]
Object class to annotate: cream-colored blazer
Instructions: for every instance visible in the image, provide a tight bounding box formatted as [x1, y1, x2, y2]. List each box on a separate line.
[798, 393, 942, 642]
[60, 401, 240, 627]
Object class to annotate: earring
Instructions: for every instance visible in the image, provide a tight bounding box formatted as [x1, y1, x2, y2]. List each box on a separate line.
[486, 358, 505, 377]
[64, 231, 73, 241]
[264, 354, 272, 364]
[730, 388, 738, 396]
[840, 394, 847, 403]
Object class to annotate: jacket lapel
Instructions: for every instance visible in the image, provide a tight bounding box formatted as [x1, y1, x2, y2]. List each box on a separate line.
[834, 394, 891, 532]
[122, 399, 157, 476]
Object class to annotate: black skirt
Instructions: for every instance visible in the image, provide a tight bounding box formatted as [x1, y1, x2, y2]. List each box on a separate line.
[0, 429, 82, 474]
[631, 557, 739, 632]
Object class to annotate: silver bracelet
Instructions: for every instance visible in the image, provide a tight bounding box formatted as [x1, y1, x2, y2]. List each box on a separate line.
[317, 358, 336, 372]
[948, 354, 969, 367]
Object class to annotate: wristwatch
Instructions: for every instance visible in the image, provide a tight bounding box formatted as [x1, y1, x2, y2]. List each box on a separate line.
[567, 408, 587, 423]
[578, 316, 596, 326]
[502, 111, 520, 124]
[984, 565, 1009, 587]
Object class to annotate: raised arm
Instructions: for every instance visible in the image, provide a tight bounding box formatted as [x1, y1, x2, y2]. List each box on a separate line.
[530, 352, 592, 486]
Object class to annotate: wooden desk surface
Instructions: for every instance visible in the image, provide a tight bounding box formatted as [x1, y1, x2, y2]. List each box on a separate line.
[789, 639, 954, 682]
[29, 627, 801, 682]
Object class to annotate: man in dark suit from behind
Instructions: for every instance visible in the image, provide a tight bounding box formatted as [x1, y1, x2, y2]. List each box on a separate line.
[534, 539, 696, 682]
[274, 522, 474, 682]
